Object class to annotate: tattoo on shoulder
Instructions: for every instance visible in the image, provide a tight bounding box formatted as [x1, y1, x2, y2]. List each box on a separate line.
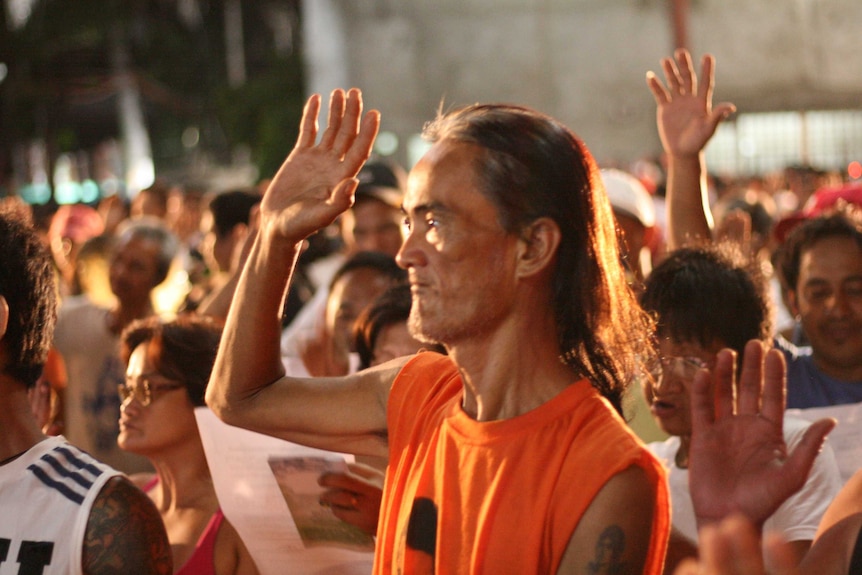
[586, 525, 626, 575]
[83, 476, 172, 574]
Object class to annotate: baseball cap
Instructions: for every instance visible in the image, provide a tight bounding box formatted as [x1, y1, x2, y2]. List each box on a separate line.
[773, 182, 862, 243]
[600, 168, 656, 228]
[355, 160, 406, 208]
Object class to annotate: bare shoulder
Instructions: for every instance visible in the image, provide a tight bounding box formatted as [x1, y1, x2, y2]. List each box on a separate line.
[83, 475, 171, 575]
[558, 466, 657, 575]
[803, 512, 862, 575]
[818, 468, 862, 536]
[214, 517, 260, 575]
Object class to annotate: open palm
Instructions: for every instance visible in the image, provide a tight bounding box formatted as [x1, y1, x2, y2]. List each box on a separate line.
[260, 88, 380, 244]
[646, 49, 735, 158]
[687, 341, 836, 529]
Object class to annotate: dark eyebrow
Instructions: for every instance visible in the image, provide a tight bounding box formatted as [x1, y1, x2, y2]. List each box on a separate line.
[402, 201, 450, 218]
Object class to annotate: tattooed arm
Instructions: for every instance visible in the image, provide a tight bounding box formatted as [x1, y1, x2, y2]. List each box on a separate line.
[557, 466, 657, 575]
[83, 476, 172, 575]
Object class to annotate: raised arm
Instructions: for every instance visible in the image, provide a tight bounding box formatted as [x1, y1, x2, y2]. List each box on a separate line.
[687, 340, 835, 531]
[206, 88, 396, 458]
[646, 49, 736, 249]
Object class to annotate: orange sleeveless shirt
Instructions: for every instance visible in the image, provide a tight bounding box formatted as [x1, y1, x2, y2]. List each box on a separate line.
[374, 352, 670, 574]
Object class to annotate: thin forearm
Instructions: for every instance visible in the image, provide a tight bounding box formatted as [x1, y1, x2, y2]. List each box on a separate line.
[207, 231, 300, 416]
[666, 153, 714, 250]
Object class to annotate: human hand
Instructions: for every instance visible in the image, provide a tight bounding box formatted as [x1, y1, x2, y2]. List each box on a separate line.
[673, 514, 801, 575]
[688, 340, 835, 530]
[318, 462, 385, 536]
[646, 49, 736, 159]
[260, 88, 380, 245]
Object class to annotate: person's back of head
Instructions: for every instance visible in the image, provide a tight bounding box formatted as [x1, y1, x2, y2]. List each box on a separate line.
[423, 103, 653, 414]
[0, 208, 57, 387]
[641, 244, 772, 356]
[208, 189, 262, 238]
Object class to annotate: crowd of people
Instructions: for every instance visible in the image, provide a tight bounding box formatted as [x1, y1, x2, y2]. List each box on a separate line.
[1, 47, 861, 575]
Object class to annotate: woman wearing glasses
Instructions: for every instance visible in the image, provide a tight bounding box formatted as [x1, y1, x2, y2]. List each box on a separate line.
[638, 245, 842, 574]
[117, 315, 259, 575]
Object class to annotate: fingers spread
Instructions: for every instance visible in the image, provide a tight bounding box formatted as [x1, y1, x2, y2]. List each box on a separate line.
[297, 94, 322, 148]
[674, 48, 696, 95]
[319, 89, 347, 149]
[342, 110, 381, 173]
[332, 88, 363, 157]
[691, 365, 717, 436]
[736, 340, 764, 415]
[646, 72, 671, 104]
[760, 349, 787, 424]
[713, 348, 736, 420]
[661, 57, 683, 93]
[698, 54, 715, 103]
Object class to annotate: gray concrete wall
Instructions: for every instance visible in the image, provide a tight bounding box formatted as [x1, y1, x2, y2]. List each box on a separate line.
[303, 0, 862, 168]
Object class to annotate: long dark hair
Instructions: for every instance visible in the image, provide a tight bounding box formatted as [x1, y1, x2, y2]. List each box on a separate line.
[423, 104, 654, 414]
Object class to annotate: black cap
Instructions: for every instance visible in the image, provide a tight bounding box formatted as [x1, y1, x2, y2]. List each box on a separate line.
[355, 160, 406, 208]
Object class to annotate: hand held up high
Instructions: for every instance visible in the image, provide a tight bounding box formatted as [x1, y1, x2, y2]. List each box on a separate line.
[260, 88, 380, 245]
[646, 49, 736, 159]
[687, 340, 836, 531]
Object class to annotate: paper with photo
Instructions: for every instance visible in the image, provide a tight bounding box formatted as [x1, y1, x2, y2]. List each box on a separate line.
[195, 408, 374, 575]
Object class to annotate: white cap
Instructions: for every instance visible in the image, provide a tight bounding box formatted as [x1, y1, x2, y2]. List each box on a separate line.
[600, 168, 656, 228]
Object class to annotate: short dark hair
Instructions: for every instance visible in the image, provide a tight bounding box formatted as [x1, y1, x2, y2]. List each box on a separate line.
[641, 244, 772, 356]
[0, 208, 57, 387]
[208, 189, 262, 238]
[120, 314, 223, 407]
[422, 103, 654, 414]
[328, 251, 407, 292]
[777, 207, 862, 293]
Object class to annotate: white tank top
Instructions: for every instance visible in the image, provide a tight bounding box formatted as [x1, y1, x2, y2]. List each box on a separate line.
[0, 436, 120, 575]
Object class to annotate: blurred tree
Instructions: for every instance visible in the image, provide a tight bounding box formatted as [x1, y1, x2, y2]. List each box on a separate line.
[0, 0, 305, 197]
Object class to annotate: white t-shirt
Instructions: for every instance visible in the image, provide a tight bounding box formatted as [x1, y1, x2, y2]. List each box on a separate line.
[648, 415, 842, 544]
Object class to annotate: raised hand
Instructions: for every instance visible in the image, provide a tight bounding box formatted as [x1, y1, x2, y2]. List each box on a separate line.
[260, 88, 380, 244]
[646, 49, 736, 159]
[687, 340, 835, 530]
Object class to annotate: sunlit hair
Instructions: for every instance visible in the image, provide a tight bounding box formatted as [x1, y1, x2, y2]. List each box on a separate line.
[120, 314, 223, 407]
[641, 243, 773, 358]
[423, 103, 655, 414]
[0, 208, 57, 387]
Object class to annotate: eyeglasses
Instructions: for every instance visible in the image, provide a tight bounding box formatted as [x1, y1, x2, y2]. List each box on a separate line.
[118, 375, 184, 407]
[646, 355, 710, 386]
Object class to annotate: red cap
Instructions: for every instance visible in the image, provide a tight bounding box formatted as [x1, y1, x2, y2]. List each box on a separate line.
[773, 182, 862, 243]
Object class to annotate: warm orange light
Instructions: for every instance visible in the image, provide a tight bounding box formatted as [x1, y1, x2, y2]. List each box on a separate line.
[848, 161, 862, 180]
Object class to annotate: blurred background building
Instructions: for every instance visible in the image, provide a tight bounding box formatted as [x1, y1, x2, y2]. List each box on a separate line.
[2, 0, 861, 206]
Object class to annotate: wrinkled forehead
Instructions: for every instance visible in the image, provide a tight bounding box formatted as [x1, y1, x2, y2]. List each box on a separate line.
[403, 140, 487, 212]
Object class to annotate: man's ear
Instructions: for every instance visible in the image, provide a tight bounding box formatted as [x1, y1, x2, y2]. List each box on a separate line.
[516, 217, 561, 279]
[786, 289, 800, 317]
[0, 296, 8, 341]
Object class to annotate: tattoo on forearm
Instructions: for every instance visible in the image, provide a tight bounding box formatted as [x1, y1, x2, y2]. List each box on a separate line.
[586, 525, 626, 575]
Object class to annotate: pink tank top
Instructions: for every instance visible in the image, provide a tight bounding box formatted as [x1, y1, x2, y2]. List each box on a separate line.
[144, 477, 225, 575]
